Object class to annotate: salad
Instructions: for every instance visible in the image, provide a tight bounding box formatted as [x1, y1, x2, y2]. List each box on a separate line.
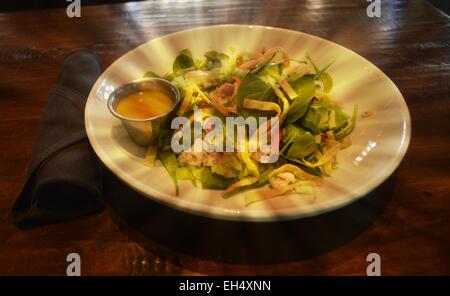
[143, 47, 357, 206]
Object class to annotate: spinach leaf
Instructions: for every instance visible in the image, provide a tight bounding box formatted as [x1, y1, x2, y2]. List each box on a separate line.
[257, 63, 280, 80]
[281, 123, 303, 145]
[201, 50, 229, 71]
[204, 50, 228, 61]
[280, 154, 323, 177]
[176, 166, 194, 181]
[315, 101, 334, 111]
[281, 124, 317, 160]
[306, 54, 334, 92]
[319, 72, 333, 93]
[301, 102, 348, 134]
[301, 107, 322, 134]
[335, 105, 358, 140]
[333, 108, 349, 131]
[174, 165, 235, 190]
[199, 167, 236, 190]
[285, 76, 316, 123]
[318, 109, 329, 132]
[286, 132, 316, 160]
[173, 49, 196, 74]
[158, 151, 179, 195]
[235, 72, 274, 105]
[313, 59, 334, 80]
[210, 156, 242, 179]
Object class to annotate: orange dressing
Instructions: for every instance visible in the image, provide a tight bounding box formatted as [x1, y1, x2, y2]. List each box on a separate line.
[116, 90, 173, 119]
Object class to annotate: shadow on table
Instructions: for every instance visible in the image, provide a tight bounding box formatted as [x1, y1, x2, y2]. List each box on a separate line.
[104, 170, 395, 266]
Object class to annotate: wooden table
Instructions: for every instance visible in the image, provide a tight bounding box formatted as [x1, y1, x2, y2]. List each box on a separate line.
[0, 0, 449, 275]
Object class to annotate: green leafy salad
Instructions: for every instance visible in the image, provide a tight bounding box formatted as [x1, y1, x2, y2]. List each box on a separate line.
[143, 47, 357, 206]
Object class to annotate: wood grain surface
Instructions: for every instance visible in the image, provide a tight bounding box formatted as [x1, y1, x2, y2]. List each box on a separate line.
[0, 0, 449, 275]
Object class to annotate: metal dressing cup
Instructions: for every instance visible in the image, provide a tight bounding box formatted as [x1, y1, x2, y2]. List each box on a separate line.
[107, 78, 181, 146]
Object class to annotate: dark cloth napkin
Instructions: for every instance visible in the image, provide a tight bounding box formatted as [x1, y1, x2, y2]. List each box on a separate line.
[12, 49, 105, 228]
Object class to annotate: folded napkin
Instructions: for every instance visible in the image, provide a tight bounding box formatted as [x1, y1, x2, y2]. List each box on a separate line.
[13, 49, 105, 228]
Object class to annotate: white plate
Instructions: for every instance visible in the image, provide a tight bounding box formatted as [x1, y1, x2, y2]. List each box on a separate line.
[85, 25, 411, 221]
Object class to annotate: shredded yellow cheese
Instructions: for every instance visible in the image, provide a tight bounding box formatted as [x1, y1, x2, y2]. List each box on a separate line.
[279, 77, 297, 100]
[243, 98, 281, 116]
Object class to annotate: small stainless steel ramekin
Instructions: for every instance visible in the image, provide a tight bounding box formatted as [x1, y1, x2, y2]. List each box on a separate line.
[107, 78, 181, 146]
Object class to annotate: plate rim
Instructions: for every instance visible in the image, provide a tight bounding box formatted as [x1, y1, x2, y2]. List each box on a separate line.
[85, 24, 411, 222]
